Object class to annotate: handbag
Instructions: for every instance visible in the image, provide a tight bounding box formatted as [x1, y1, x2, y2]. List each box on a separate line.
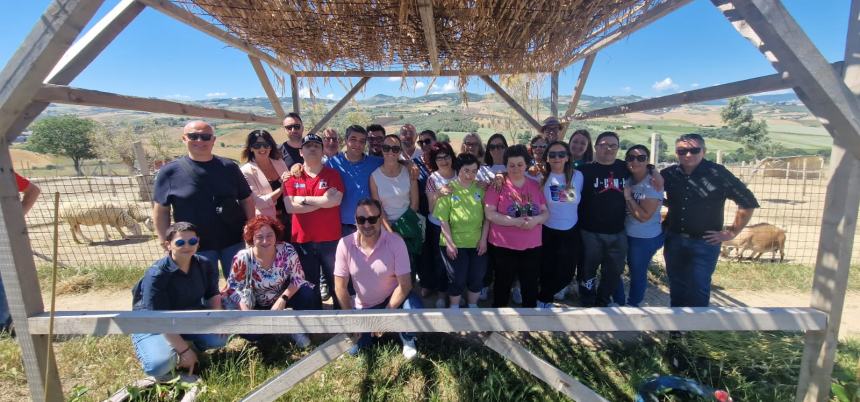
[237, 249, 256, 309]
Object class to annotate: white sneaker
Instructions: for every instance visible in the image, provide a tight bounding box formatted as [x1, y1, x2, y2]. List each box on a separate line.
[479, 287, 489, 301]
[553, 287, 567, 301]
[291, 333, 311, 348]
[435, 298, 446, 308]
[511, 287, 522, 305]
[402, 338, 418, 360]
[536, 301, 553, 310]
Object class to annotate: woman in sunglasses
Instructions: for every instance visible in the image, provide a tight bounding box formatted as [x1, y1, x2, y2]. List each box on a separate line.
[536, 141, 584, 309]
[612, 145, 664, 307]
[240, 130, 291, 233]
[131, 222, 227, 380]
[484, 133, 508, 174]
[222, 215, 317, 346]
[527, 135, 548, 181]
[370, 135, 422, 264]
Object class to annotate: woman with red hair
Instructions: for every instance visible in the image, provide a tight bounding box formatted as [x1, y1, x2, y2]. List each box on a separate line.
[222, 215, 319, 346]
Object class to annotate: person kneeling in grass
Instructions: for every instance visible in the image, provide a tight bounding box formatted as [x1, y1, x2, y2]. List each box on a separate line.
[131, 222, 227, 380]
[333, 198, 423, 360]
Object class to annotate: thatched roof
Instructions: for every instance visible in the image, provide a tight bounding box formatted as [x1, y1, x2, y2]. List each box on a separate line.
[178, 0, 665, 75]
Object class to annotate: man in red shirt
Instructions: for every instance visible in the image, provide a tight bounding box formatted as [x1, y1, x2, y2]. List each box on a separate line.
[285, 134, 346, 308]
[2, 172, 41, 333]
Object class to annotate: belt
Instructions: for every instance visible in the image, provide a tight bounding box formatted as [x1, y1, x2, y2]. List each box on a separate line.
[675, 232, 704, 239]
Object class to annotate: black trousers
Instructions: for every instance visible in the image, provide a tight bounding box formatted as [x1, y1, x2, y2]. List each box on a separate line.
[492, 246, 541, 307]
[538, 226, 578, 303]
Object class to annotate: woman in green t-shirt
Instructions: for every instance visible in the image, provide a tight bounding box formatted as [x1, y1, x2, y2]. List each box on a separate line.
[435, 153, 490, 309]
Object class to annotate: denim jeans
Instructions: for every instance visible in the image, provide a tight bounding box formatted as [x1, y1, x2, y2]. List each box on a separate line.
[198, 241, 245, 279]
[613, 233, 665, 307]
[663, 231, 721, 307]
[0, 273, 10, 330]
[579, 230, 627, 307]
[296, 241, 339, 308]
[131, 332, 228, 380]
[354, 291, 423, 350]
[341, 224, 357, 237]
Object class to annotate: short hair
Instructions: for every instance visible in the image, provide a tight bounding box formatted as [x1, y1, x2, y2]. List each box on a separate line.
[242, 215, 285, 244]
[241, 129, 282, 162]
[454, 152, 479, 173]
[595, 131, 620, 145]
[504, 144, 532, 166]
[345, 125, 368, 138]
[322, 127, 340, 139]
[166, 221, 197, 242]
[626, 144, 651, 159]
[419, 129, 437, 140]
[484, 133, 508, 165]
[676, 133, 706, 147]
[285, 112, 302, 123]
[428, 141, 456, 171]
[366, 124, 385, 135]
[356, 198, 382, 215]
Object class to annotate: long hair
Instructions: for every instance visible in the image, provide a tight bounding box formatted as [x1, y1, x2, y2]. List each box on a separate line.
[484, 133, 508, 166]
[569, 129, 593, 163]
[241, 129, 282, 162]
[541, 141, 574, 190]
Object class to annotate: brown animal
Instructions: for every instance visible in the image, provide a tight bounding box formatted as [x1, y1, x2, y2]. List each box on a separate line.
[721, 223, 786, 262]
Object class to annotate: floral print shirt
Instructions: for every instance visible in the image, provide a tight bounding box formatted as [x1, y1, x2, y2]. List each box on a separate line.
[223, 242, 311, 309]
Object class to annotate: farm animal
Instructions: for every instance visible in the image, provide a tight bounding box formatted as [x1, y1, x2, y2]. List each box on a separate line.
[61, 202, 143, 244]
[720, 223, 786, 262]
[125, 203, 155, 233]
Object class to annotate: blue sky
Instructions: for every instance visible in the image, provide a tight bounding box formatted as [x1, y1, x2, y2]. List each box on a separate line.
[0, 1, 849, 102]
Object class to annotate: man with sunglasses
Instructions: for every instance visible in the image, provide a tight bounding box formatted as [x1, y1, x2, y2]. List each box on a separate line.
[661, 133, 758, 307]
[541, 116, 563, 143]
[153, 120, 254, 279]
[334, 198, 422, 360]
[281, 113, 305, 169]
[366, 124, 386, 157]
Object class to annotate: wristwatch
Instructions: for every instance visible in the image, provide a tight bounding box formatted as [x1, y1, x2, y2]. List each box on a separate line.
[280, 294, 289, 302]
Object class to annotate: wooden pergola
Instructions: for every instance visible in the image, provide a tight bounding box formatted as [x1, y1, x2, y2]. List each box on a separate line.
[0, 0, 856, 401]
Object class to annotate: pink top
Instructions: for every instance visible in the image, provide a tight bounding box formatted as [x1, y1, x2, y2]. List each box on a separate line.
[334, 230, 411, 308]
[484, 177, 546, 250]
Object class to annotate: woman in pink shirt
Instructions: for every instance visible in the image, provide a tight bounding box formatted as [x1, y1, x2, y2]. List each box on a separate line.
[484, 145, 549, 307]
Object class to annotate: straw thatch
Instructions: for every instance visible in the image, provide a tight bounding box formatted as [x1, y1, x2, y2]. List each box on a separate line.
[178, 0, 664, 75]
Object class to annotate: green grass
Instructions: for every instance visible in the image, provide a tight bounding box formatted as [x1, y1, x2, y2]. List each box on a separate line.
[710, 262, 860, 292]
[36, 264, 146, 295]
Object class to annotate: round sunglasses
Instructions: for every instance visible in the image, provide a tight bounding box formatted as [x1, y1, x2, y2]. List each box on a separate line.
[173, 237, 199, 247]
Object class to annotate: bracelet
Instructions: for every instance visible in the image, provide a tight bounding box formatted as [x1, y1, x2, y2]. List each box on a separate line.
[176, 346, 190, 357]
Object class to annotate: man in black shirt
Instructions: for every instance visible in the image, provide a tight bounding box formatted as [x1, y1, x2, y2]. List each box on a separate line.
[577, 131, 629, 307]
[661, 133, 759, 307]
[281, 112, 305, 168]
[152, 121, 255, 278]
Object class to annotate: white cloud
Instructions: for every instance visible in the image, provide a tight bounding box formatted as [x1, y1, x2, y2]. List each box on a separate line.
[326, 93, 335, 100]
[205, 92, 227, 97]
[387, 77, 402, 82]
[415, 81, 426, 89]
[431, 79, 459, 94]
[298, 87, 311, 98]
[652, 77, 679, 92]
[690, 83, 700, 88]
[165, 94, 192, 100]
[621, 86, 633, 93]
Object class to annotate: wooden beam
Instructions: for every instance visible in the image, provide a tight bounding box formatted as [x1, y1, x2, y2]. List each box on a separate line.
[290, 75, 300, 116]
[560, 54, 596, 137]
[480, 76, 542, 131]
[550, 71, 559, 117]
[417, 0, 440, 74]
[137, 0, 294, 75]
[249, 56, 286, 120]
[293, 69, 542, 78]
[565, 0, 693, 67]
[796, 1, 860, 400]
[0, 2, 104, 400]
[575, 61, 845, 120]
[308, 77, 370, 133]
[27, 307, 827, 335]
[714, 0, 860, 161]
[34, 84, 282, 125]
[241, 334, 352, 402]
[484, 334, 608, 402]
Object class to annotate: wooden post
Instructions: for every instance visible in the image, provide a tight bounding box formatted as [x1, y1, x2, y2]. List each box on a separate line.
[480, 75, 542, 131]
[650, 133, 660, 164]
[785, 161, 791, 183]
[802, 158, 808, 196]
[248, 56, 286, 120]
[717, 150, 724, 164]
[308, 77, 370, 134]
[290, 75, 301, 116]
[560, 54, 596, 137]
[550, 71, 559, 117]
[132, 141, 152, 202]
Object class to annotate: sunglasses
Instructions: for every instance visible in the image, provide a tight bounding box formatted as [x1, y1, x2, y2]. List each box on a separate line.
[626, 154, 648, 162]
[284, 124, 302, 131]
[250, 142, 271, 149]
[463, 142, 480, 147]
[381, 145, 402, 153]
[355, 214, 381, 225]
[547, 151, 567, 159]
[487, 144, 506, 151]
[173, 237, 199, 247]
[186, 133, 213, 141]
[676, 147, 702, 156]
[532, 144, 548, 149]
[418, 139, 434, 146]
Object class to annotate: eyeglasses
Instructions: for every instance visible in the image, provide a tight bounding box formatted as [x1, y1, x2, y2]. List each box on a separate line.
[487, 144, 506, 151]
[418, 139, 434, 146]
[463, 142, 480, 147]
[531, 144, 548, 149]
[435, 154, 452, 161]
[250, 142, 271, 149]
[625, 154, 648, 162]
[381, 145, 402, 154]
[284, 124, 302, 131]
[596, 143, 619, 150]
[323, 137, 339, 142]
[173, 237, 199, 247]
[186, 133, 213, 141]
[355, 214, 381, 225]
[676, 147, 702, 156]
[547, 151, 567, 159]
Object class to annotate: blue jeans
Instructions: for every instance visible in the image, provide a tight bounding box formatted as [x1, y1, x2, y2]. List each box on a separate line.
[613, 233, 665, 307]
[354, 291, 423, 350]
[198, 241, 245, 279]
[341, 224, 357, 237]
[296, 241, 339, 308]
[131, 332, 228, 380]
[663, 231, 721, 307]
[0, 273, 10, 331]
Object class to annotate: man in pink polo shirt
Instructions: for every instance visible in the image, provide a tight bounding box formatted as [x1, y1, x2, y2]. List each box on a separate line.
[333, 198, 423, 360]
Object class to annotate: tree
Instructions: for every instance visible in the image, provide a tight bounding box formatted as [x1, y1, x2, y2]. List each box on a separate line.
[27, 115, 98, 175]
[720, 97, 769, 159]
[93, 123, 137, 173]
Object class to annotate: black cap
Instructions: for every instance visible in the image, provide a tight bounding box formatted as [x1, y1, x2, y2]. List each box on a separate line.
[301, 133, 323, 147]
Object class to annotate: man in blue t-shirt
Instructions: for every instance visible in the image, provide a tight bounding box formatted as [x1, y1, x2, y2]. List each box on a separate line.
[326, 125, 383, 236]
[152, 121, 254, 278]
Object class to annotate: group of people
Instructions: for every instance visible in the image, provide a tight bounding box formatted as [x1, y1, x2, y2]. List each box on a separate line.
[131, 114, 759, 380]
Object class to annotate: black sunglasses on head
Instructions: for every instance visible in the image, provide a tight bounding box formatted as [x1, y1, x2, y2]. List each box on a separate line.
[676, 147, 702, 156]
[625, 154, 648, 162]
[381, 144, 402, 153]
[355, 214, 381, 225]
[186, 133, 213, 141]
